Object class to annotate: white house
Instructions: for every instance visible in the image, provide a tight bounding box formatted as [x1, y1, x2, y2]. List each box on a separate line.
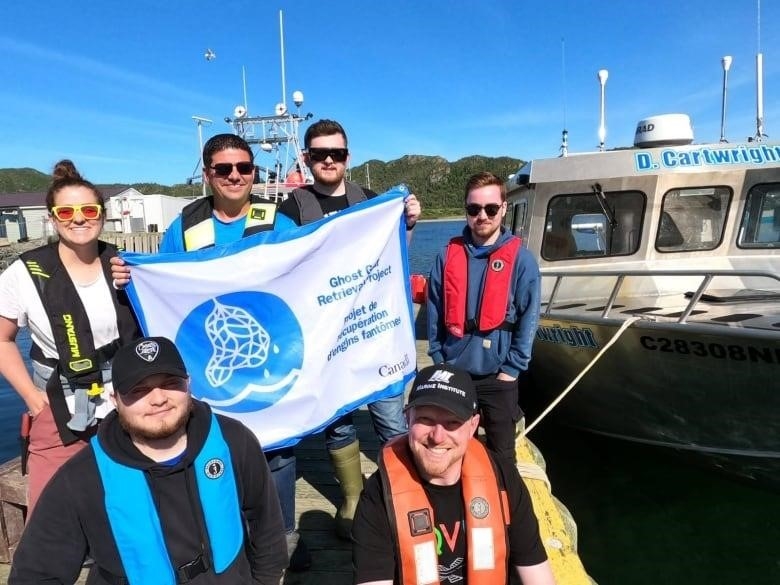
[105, 191, 194, 234]
[0, 188, 195, 244]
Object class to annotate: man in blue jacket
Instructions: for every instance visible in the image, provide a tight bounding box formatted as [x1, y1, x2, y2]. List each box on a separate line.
[427, 171, 540, 465]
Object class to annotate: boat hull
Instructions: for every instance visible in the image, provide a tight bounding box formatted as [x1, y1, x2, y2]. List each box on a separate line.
[526, 315, 780, 489]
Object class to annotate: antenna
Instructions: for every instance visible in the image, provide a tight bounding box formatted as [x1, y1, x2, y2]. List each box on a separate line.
[754, 0, 766, 141]
[597, 69, 609, 151]
[279, 10, 287, 110]
[560, 38, 568, 157]
[720, 56, 732, 143]
[242, 66, 249, 113]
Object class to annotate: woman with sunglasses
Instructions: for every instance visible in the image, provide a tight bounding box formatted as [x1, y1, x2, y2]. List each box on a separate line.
[0, 160, 139, 516]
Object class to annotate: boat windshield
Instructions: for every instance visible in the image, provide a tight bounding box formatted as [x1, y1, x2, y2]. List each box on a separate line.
[542, 190, 645, 260]
[738, 183, 780, 248]
[656, 186, 732, 252]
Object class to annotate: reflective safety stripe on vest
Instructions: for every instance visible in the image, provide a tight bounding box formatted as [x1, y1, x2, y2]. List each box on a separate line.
[443, 236, 522, 338]
[91, 413, 243, 584]
[379, 437, 510, 585]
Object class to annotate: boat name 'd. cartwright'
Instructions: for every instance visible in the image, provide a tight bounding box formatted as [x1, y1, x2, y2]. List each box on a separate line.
[635, 144, 780, 172]
[536, 325, 598, 348]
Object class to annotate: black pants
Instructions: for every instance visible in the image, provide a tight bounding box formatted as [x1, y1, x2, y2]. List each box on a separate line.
[473, 375, 520, 465]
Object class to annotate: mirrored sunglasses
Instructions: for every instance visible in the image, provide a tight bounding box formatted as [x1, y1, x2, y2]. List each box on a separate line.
[51, 204, 103, 222]
[465, 203, 502, 218]
[308, 148, 349, 163]
[210, 162, 255, 177]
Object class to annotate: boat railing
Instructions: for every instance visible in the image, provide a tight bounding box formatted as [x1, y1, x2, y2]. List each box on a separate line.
[543, 269, 780, 323]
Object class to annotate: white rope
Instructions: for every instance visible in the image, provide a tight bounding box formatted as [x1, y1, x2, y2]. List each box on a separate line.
[523, 316, 641, 436]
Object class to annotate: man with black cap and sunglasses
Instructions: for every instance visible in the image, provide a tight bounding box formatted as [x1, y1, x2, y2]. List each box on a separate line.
[352, 363, 555, 585]
[276, 118, 422, 541]
[10, 336, 288, 585]
[426, 171, 540, 468]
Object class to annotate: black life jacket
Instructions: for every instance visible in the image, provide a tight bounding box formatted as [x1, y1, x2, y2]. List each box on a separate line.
[288, 181, 367, 225]
[21, 242, 140, 444]
[180, 195, 277, 250]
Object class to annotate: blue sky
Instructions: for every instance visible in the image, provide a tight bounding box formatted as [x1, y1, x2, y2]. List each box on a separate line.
[1, 0, 778, 186]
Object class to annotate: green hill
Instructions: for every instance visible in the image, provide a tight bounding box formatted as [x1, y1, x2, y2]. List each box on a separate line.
[350, 154, 523, 212]
[0, 154, 525, 216]
[0, 168, 51, 192]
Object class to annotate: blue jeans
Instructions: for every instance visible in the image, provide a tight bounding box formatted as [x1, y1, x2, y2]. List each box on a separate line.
[325, 393, 407, 450]
[266, 448, 296, 534]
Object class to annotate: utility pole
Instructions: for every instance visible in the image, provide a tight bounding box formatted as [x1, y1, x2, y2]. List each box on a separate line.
[192, 116, 212, 197]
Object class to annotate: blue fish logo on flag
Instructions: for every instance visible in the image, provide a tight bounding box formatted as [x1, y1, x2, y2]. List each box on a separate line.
[179, 291, 303, 413]
[122, 187, 416, 449]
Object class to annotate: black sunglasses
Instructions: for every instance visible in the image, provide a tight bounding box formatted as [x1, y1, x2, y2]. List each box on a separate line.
[465, 203, 502, 218]
[210, 162, 255, 176]
[308, 148, 349, 163]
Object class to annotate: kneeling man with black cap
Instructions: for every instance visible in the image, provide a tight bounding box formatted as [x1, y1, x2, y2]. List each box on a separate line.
[10, 336, 287, 585]
[352, 363, 556, 585]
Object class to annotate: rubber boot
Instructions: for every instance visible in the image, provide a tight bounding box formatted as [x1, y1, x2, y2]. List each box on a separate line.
[328, 440, 364, 540]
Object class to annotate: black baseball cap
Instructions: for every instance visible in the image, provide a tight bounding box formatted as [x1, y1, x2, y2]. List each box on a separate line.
[112, 337, 188, 395]
[405, 364, 478, 421]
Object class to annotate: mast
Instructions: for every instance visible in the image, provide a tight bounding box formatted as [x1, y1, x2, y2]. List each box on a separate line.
[280, 10, 287, 110]
[560, 38, 568, 157]
[597, 69, 608, 151]
[719, 56, 732, 143]
[754, 0, 765, 141]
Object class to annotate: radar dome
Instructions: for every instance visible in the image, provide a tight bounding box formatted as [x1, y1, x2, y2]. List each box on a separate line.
[634, 114, 694, 148]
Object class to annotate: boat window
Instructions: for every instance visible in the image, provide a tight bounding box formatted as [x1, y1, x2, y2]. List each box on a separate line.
[656, 187, 731, 252]
[542, 190, 645, 260]
[737, 183, 780, 248]
[506, 199, 528, 240]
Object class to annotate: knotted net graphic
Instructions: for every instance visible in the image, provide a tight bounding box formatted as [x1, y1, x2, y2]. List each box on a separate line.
[204, 299, 269, 387]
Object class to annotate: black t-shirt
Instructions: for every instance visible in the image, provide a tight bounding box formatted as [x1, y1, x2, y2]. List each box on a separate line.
[277, 185, 377, 225]
[352, 450, 548, 584]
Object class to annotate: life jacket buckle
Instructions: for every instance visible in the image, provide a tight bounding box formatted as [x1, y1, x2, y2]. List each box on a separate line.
[87, 382, 103, 397]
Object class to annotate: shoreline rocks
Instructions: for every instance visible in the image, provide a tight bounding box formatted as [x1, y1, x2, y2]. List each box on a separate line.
[0, 240, 43, 272]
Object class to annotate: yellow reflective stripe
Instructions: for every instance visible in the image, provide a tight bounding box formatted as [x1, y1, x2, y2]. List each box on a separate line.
[184, 220, 215, 251]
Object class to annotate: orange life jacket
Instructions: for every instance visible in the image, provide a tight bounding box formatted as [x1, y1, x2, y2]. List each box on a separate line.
[379, 437, 510, 585]
[443, 236, 522, 338]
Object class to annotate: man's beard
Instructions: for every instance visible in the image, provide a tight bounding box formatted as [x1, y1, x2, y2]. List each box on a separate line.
[118, 398, 193, 441]
[312, 166, 345, 187]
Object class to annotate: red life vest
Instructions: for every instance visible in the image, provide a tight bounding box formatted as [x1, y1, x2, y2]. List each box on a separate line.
[379, 437, 510, 585]
[443, 236, 522, 338]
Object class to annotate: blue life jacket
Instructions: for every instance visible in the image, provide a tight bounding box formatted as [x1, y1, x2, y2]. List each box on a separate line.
[91, 413, 243, 584]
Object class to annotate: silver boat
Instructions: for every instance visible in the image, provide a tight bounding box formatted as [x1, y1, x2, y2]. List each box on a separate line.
[506, 67, 780, 487]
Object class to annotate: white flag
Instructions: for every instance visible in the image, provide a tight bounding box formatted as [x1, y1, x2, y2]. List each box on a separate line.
[123, 187, 416, 449]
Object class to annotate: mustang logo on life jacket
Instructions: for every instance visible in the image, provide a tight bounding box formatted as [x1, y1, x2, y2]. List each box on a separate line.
[63, 314, 80, 358]
[204, 458, 225, 479]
